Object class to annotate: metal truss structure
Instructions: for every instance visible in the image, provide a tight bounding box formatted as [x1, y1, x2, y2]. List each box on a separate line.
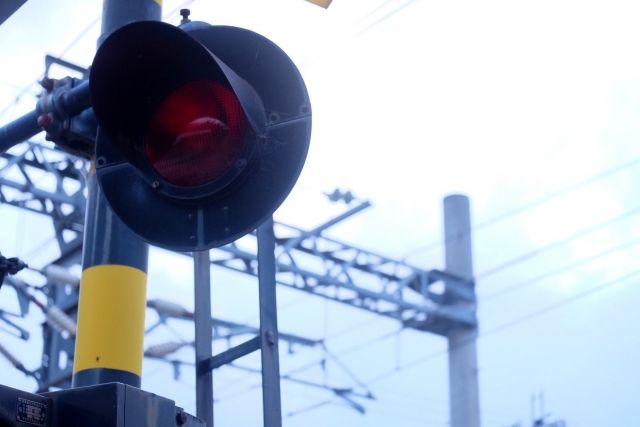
[220, 221, 476, 335]
[0, 139, 476, 412]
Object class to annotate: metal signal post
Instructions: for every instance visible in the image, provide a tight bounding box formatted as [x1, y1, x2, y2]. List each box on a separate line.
[71, 0, 158, 390]
[193, 250, 214, 427]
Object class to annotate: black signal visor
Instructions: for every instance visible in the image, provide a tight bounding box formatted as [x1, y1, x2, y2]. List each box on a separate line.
[91, 21, 311, 251]
[90, 20, 265, 198]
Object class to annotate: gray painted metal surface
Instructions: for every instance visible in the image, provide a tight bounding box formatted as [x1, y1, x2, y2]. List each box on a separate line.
[200, 336, 260, 372]
[444, 195, 481, 427]
[193, 251, 213, 427]
[257, 217, 282, 427]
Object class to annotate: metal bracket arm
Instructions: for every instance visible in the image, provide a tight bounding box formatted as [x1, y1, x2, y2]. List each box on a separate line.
[198, 335, 261, 374]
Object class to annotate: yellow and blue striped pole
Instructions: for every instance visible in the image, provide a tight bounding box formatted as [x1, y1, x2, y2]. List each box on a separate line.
[72, 0, 161, 388]
[72, 169, 151, 387]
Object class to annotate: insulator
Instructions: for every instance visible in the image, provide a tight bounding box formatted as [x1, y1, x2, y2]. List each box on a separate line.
[147, 299, 192, 318]
[46, 305, 77, 336]
[44, 265, 80, 287]
[144, 341, 187, 358]
[0, 341, 25, 370]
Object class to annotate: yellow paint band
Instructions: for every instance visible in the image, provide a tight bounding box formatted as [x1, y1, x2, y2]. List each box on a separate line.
[73, 265, 147, 376]
[154, 0, 162, 6]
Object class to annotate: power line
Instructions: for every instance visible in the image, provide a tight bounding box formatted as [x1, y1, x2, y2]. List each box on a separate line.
[56, 16, 100, 59]
[0, 13, 100, 122]
[0, 0, 194, 122]
[356, 0, 418, 35]
[364, 267, 640, 386]
[476, 205, 640, 279]
[362, 0, 400, 20]
[208, 312, 391, 403]
[481, 236, 640, 302]
[163, 0, 196, 22]
[282, 327, 400, 380]
[403, 155, 640, 261]
[213, 326, 402, 405]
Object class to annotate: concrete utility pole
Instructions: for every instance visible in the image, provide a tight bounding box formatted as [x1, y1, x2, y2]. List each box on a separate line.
[444, 194, 481, 427]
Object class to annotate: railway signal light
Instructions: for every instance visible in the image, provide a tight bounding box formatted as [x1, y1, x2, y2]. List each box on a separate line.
[90, 21, 312, 251]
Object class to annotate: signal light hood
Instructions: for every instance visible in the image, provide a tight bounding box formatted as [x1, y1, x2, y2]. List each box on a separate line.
[90, 21, 312, 251]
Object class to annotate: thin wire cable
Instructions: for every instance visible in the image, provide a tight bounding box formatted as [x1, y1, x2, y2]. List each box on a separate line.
[210, 312, 388, 401]
[403, 155, 640, 261]
[215, 320, 401, 401]
[355, 0, 418, 35]
[0, 13, 100, 122]
[163, 0, 196, 22]
[361, 0, 399, 20]
[57, 16, 100, 59]
[481, 236, 640, 302]
[365, 267, 640, 386]
[282, 327, 401, 380]
[476, 204, 640, 279]
[0, 81, 24, 91]
[0, 0, 193, 124]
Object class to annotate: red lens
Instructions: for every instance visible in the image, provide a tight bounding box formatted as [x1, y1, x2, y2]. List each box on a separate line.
[144, 80, 247, 187]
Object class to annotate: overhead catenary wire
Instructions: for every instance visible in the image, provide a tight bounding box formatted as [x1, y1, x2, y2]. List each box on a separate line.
[0, 0, 195, 123]
[270, 208, 640, 383]
[480, 235, 640, 302]
[0, 14, 98, 122]
[476, 204, 640, 279]
[361, 0, 402, 20]
[403, 155, 640, 261]
[227, 265, 640, 409]
[363, 267, 640, 386]
[356, 0, 419, 35]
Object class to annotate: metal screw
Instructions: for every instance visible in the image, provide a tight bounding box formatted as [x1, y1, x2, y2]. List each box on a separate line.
[180, 9, 191, 24]
[152, 181, 160, 189]
[39, 77, 54, 92]
[265, 330, 276, 345]
[36, 114, 53, 128]
[175, 410, 188, 425]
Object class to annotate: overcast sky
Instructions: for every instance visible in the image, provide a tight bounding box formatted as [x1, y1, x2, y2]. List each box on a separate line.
[1, 0, 640, 426]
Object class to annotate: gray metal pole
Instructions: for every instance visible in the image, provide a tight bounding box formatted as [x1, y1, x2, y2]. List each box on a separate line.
[99, 0, 162, 44]
[194, 251, 214, 427]
[257, 217, 283, 427]
[443, 195, 481, 427]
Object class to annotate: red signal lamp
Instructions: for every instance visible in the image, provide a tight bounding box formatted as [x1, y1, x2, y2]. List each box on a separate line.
[144, 80, 248, 188]
[90, 21, 311, 251]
